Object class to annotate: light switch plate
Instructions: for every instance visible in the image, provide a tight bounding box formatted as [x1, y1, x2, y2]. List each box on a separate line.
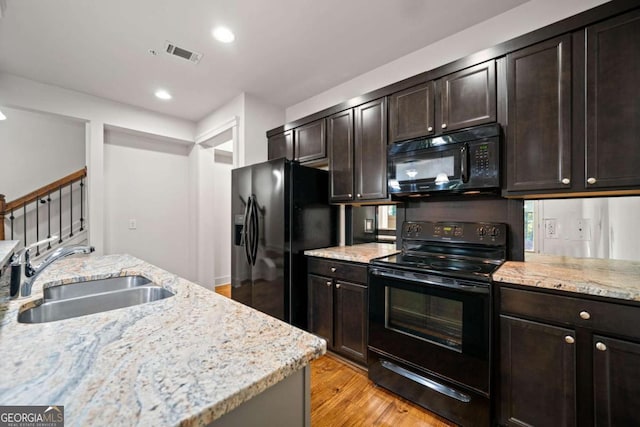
[128, 219, 137, 230]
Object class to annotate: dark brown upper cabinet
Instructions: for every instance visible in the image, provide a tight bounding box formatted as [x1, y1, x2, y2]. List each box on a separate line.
[440, 60, 496, 132]
[388, 81, 435, 143]
[354, 98, 388, 201]
[505, 35, 572, 193]
[328, 109, 355, 202]
[294, 118, 326, 164]
[586, 9, 640, 190]
[267, 130, 294, 161]
[388, 61, 496, 144]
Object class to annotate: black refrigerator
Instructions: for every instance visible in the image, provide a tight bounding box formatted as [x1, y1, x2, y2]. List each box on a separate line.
[231, 158, 337, 329]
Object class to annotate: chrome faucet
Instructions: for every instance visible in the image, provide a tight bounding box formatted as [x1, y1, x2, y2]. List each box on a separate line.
[10, 237, 94, 298]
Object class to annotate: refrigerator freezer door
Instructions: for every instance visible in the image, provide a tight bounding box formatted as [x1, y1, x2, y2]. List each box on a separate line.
[231, 166, 252, 307]
[250, 159, 286, 321]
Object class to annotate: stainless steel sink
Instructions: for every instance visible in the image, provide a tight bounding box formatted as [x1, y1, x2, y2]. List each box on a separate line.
[18, 276, 174, 324]
[43, 275, 153, 301]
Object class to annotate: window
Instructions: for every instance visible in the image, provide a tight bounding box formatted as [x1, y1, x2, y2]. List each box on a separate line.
[524, 200, 536, 252]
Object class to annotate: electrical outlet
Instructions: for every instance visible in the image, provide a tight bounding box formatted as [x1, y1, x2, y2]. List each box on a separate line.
[544, 219, 558, 239]
[128, 219, 137, 230]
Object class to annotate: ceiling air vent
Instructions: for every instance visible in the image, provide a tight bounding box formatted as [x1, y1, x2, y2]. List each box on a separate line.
[164, 41, 203, 64]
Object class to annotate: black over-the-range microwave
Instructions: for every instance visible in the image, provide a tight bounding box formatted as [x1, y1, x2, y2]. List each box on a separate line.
[387, 123, 501, 196]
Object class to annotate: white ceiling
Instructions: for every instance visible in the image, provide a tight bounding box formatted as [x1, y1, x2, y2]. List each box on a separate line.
[0, 0, 527, 122]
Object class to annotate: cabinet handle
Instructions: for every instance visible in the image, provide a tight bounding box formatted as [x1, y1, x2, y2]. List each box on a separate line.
[564, 335, 575, 344]
[348, 193, 353, 198]
[336, 283, 341, 289]
[596, 342, 607, 351]
[330, 267, 336, 272]
[427, 126, 433, 132]
[587, 177, 597, 185]
[562, 178, 570, 185]
[579, 311, 591, 320]
[357, 193, 362, 198]
[441, 123, 447, 129]
[326, 281, 332, 287]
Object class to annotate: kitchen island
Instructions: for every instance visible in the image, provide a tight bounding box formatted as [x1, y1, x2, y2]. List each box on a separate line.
[0, 254, 325, 426]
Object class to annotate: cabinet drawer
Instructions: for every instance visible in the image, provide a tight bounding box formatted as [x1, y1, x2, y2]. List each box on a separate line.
[307, 257, 368, 284]
[500, 286, 640, 341]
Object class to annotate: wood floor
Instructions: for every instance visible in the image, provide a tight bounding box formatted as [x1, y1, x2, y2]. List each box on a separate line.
[311, 354, 455, 427]
[215, 284, 455, 426]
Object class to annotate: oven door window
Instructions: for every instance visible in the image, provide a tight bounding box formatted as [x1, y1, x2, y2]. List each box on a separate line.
[385, 287, 463, 352]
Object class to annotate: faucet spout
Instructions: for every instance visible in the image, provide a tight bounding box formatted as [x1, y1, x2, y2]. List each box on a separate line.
[21, 245, 95, 297]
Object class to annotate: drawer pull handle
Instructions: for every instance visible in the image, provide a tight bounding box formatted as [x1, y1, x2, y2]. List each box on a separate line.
[596, 342, 607, 351]
[564, 336, 575, 344]
[326, 281, 332, 287]
[330, 267, 337, 272]
[336, 284, 341, 289]
[579, 311, 591, 320]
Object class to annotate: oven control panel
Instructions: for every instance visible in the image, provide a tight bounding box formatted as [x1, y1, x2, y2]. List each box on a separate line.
[403, 221, 507, 245]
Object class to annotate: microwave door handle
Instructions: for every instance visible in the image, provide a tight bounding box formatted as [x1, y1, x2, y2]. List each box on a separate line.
[460, 143, 469, 183]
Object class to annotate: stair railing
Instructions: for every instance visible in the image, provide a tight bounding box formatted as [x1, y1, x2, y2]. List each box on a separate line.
[1, 167, 87, 256]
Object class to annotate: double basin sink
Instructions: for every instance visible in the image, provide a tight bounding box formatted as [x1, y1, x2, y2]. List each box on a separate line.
[18, 276, 174, 324]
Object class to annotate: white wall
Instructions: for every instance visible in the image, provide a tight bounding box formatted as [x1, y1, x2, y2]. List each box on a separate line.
[104, 130, 191, 279]
[213, 150, 233, 285]
[285, 0, 609, 122]
[243, 94, 285, 166]
[0, 106, 85, 200]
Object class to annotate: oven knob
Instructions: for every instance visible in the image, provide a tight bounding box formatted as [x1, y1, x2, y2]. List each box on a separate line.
[490, 227, 500, 237]
[415, 225, 422, 235]
[478, 227, 486, 237]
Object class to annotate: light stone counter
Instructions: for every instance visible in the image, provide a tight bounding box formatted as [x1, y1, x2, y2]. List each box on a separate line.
[304, 242, 399, 263]
[0, 240, 19, 269]
[494, 253, 640, 302]
[0, 254, 325, 426]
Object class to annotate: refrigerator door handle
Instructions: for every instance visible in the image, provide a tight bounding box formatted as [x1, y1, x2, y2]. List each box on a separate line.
[243, 196, 253, 265]
[251, 196, 259, 266]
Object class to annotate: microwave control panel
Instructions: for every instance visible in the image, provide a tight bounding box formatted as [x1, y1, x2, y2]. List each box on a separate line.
[468, 140, 499, 182]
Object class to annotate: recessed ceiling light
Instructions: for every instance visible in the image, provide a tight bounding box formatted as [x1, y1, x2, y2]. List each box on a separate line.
[0, 110, 6, 121]
[155, 89, 172, 100]
[212, 27, 235, 43]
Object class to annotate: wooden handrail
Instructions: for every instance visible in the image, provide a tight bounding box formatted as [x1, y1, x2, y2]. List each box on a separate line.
[1, 167, 87, 215]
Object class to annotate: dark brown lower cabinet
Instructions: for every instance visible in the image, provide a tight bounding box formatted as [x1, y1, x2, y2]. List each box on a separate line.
[498, 284, 640, 427]
[593, 335, 640, 426]
[499, 316, 576, 427]
[307, 257, 368, 366]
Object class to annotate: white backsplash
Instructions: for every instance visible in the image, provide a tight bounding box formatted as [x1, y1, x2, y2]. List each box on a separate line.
[529, 196, 640, 261]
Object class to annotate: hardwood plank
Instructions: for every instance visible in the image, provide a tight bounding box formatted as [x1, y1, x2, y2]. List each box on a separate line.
[215, 284, 231, 298]
[311, 354, 456, 427]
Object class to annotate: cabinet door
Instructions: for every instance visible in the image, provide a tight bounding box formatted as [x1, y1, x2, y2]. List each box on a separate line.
[308, 274, 334, 346]
[354, 98, 388, 201]
[334, 280, 367, 364]
[593, 335, 640, 426]
[440, 60, 496, 132]
[268, 130, 294, 161]
[499, 315, 576, 427]
[506, 35, 572, 192]
[388, 81, 435, 143]
[586, 10, 640, 190]
[328, 109, 355, 202]
[294, 119, 326, 164]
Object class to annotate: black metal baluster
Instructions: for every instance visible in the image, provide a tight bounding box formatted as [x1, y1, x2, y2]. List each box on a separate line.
[80, 178, 84, 231]
[35, 199, 40, 256]
[69, 182, 74, 238]
[47, 193, 52, 250]
[58, 187, 63, 244]
[23, 205, 27, 247]
[10, 209, 14, 240]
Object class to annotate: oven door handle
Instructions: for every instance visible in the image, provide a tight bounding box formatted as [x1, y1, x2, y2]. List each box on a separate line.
[380, 359, 472, 403]
[370, 268, 489, 294]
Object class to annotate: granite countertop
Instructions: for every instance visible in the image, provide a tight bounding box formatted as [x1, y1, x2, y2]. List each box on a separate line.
[304, 242, 399, 263]
[0, 240, 19, 269]
[494, 253, 640, 302]
[0, 254, 325, 426]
